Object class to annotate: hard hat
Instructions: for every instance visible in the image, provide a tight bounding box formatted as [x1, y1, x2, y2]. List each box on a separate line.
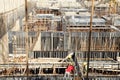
[68, 55, 72, 59]
[83, 62, 87, 65]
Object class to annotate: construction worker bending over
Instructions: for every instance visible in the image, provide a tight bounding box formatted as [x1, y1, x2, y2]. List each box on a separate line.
[64, 63, 74, 78]
[64, 52, 75, 62]
[58, 52, 75, 63]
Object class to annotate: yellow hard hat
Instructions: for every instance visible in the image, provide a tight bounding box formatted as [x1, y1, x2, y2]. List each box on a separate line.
[83, 62, 87, 65]
[66, 54, 71, 59]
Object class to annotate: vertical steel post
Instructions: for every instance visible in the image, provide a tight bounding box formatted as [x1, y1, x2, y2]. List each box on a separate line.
[86, 0, 94, 80]
[25, 0, 29, 79]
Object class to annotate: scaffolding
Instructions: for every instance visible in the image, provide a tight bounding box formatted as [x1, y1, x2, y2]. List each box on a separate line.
[0, 0, 120, 79]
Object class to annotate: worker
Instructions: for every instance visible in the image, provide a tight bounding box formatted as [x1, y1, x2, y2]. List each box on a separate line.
[64, 63, 74, 78]
[83, 62, 87, 75]
[64, 52, 75, 62]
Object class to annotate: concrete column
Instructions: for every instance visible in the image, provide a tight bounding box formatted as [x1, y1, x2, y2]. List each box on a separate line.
[0, 33, 9, 64]
[68, 32, 71, 50]
[33, 33, 41, 51]
[39, 32, 41, 51]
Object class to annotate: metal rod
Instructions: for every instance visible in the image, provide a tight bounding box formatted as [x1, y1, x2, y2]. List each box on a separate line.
[86, 0, 94, 80]
[25, 0, 29, 79]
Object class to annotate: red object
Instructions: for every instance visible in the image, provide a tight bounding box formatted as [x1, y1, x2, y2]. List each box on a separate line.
[66, 65, 74, 73]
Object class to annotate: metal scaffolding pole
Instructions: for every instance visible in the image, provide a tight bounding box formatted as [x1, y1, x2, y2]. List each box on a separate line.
[25, 0, 29, 80]
[86, 0, 94, 80]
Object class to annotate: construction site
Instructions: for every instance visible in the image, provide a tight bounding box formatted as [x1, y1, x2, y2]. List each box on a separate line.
[0, 0, 120, 80]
